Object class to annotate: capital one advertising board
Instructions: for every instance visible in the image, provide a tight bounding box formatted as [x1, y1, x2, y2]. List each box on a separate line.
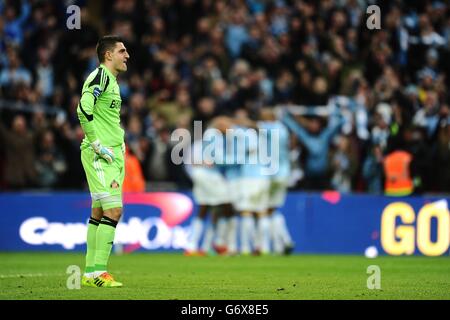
[0, 192, 448, 256]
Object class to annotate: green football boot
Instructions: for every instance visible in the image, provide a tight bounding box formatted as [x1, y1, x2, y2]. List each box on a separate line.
[81, 275, 96, 287]
[93, 272, 123, 288]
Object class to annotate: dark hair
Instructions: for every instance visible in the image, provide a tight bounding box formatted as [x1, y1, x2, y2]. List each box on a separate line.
[96, 35, 123, 63]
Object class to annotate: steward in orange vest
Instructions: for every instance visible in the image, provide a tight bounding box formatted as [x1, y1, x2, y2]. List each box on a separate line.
[123, 146, 146, 193]
[383, 150, 414, 196]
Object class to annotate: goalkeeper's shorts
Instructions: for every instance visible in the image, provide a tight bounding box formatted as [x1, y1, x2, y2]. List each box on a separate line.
[81, 144, 125, 210]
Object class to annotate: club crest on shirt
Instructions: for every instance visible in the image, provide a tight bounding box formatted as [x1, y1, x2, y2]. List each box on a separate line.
[110, 180, 119, 189]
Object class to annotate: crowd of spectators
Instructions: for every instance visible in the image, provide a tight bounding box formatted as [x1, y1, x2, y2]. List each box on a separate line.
[0, 0, 449, 194]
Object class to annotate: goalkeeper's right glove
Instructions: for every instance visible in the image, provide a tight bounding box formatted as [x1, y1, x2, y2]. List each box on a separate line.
[91, 140, 115, 164]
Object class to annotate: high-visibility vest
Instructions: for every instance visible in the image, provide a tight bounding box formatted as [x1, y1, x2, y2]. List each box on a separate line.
[123, 150, 146, 193]
[383, 150, 414, 196]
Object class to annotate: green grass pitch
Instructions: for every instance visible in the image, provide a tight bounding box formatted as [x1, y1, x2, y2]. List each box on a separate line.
[0, 252, 449, 300]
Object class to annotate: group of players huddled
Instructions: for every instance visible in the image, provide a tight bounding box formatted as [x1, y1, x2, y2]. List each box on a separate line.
[183, 108, 295, 256]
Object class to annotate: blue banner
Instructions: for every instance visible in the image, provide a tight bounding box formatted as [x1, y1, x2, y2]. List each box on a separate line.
[0, 192, 448, 256]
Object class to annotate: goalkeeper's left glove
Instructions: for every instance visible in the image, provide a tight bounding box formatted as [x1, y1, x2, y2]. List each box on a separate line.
[91, 140, 115, 164]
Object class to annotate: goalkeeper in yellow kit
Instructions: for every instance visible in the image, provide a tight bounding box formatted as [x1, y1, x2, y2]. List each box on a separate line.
[77, 35, 130, 287]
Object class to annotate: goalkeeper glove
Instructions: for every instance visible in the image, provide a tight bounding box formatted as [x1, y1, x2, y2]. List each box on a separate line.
[91, 140, 115, 164]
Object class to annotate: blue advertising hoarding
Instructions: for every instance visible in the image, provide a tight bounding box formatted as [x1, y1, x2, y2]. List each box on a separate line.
[0, 192, 448, 256]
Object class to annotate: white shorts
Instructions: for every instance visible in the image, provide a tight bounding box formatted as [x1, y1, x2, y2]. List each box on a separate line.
[227, 178, 241, 210]
[234, 178, 270, 213]
[191, 168, 229, 206]
[268, 177, 289, 208]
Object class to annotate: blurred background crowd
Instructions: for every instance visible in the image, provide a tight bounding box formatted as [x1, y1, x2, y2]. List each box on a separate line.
[0, 0, 449, 194]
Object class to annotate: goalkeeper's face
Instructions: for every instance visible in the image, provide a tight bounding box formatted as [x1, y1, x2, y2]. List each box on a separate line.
[111, 42, 130, 73]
